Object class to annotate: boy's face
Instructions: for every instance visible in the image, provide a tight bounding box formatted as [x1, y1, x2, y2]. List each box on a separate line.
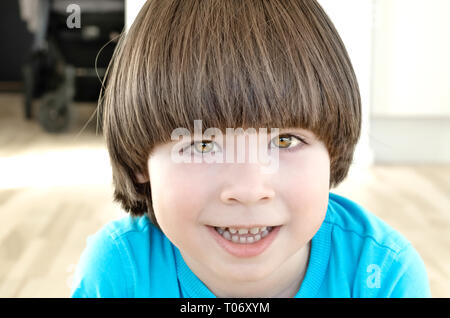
[140, 127, 330, 295]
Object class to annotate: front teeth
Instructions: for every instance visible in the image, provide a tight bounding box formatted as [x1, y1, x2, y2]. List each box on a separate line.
[215, 226, 273, 244]
[227, 226, 268, 235]
[238, 228, 248, 235]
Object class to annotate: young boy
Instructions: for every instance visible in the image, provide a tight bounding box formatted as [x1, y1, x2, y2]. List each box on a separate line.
[71, 0, 431, 297]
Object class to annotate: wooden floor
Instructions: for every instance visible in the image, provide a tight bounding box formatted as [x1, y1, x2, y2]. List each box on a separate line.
[0, 93, 449, 297]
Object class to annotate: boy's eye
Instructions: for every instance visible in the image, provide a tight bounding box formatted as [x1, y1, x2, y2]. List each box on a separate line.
[193, 140, 218, 154]
[270, 134, 303, 150]
[183, 140, 220, 155]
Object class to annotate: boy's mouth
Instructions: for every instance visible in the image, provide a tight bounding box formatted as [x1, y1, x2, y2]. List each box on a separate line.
[213, 226, 275, 244]
[207, 225, 282, 258]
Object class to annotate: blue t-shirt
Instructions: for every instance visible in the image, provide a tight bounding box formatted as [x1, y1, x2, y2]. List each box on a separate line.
[70, 192, 431, 298]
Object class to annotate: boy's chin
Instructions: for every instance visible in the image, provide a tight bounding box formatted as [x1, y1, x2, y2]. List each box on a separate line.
[210, 257, 278, 283]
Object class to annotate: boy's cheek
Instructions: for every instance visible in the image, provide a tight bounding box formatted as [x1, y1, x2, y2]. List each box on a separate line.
[151, 189, 202, 248]
[279, 164, 329, 227]
[153, 184, 204, 218]
[151, 173, 209, 227]
[286, 194, 328, 244]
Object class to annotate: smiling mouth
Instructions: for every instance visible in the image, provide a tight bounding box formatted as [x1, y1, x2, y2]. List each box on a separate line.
[213, 226, 275, 244]
[207, 225, 282, 258]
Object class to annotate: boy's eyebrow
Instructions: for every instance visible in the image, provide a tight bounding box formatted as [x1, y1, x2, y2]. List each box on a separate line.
[279, 127, 316, 139]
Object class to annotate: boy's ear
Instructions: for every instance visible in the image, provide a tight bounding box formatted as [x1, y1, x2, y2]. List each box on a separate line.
[135, 172, 149, 183]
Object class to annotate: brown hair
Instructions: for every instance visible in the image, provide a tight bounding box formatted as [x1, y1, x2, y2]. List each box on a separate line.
[100, 0, 361, 228]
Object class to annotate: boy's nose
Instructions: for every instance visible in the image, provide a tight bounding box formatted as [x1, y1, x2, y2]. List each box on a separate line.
[220, 162, 275, 206]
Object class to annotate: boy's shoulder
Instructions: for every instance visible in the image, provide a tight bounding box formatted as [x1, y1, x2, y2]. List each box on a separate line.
[322, 192, 431, 297]
[98, 213, 154, 240]
[327, 192, 410, 254]
[85, 213, 168, 257]
[71, 214, 170, 297]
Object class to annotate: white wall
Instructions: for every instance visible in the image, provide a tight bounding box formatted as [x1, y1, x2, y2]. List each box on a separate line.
[370, 0, 450, 163]
[372, 0, 450, 117]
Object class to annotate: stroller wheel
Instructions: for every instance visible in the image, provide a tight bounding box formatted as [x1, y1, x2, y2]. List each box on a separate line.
[38, 90, 74, 133]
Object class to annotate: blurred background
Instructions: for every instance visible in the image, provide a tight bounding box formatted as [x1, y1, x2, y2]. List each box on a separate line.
[0, 0, 449, 297]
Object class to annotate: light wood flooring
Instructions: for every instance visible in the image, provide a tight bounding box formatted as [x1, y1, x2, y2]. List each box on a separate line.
[0, 93, 449, 297]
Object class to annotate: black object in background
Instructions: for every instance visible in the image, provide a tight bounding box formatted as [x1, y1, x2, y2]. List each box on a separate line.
[0, 0, 34, 87]
[20, 0, 124, 133]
